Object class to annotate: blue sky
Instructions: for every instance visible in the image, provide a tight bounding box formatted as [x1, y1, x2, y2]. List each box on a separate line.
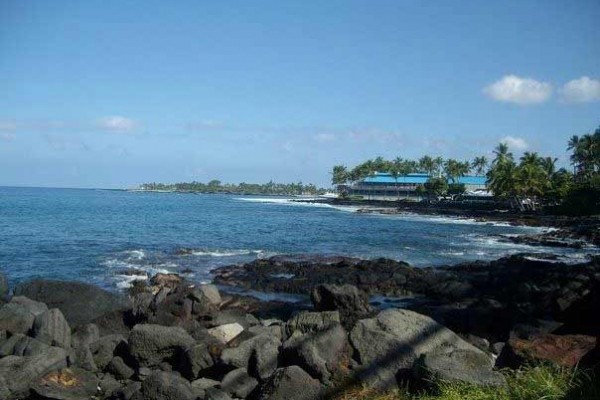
[1, 1, 599, 188]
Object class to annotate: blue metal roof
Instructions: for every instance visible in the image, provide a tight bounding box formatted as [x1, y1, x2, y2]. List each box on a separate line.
[360, 172, 486, 185]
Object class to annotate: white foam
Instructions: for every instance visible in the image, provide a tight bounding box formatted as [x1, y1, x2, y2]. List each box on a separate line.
[234, 197, 360, 213]
[124, 249, 146, 260]
[191, 249, 261, 257]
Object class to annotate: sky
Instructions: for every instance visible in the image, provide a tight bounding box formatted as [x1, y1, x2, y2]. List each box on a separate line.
[1, 1, 599, 188]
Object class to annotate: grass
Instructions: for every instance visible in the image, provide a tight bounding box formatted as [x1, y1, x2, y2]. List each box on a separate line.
[332, 364, 600, 400]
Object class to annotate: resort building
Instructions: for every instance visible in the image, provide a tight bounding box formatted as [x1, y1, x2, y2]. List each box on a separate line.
[345, 172, 488, 200]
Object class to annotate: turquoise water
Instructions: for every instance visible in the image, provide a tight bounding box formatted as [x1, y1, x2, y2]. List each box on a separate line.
[0, 187, 595, 291]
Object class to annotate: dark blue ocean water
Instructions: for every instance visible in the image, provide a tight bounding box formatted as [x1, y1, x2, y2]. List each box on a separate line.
[0, 187, 595, 292]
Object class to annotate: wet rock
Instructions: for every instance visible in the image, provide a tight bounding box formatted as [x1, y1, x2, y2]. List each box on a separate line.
[30, 367, 99, 400]
[221, 333, 281, 380]
[128, 324, 195, 368]
[255, 366, 323, 400]
[33, 308, 72, 348]
[311, 284, 372, 328]
[207, 322, 244, 344]
[140, 370, 195, 400]
[349, 308, 489, 391]
[220, 367, 259, 398]
[149, 273, 183, 291]
[0, 345, 67, 398]
[14, 279, 130, 327]
[281, 323, 349, 383]
[285, 311, 340, 336]
[0, 302, 35, 335]
[108, 356, 135, 380]
[414, 347, 505, 387]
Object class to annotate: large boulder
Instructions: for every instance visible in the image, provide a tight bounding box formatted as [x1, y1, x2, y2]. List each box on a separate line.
[141, 370, 195, 400]
[221, 333, 281, 380]
[311, 284, 372, 328]
[14, 279, 130, 327]
[349, 309, 490, 390]
[33, 308, 71, 348]
[0, 302, 35, 335]
[207, 322, 244, 344]
[30, 367, 99, 400]
[71, 323, 100, 349]
[255, 366, 323, 400]
[285, 311, 340, 336]
[90, 334, 128, 370]
[192, 284, 222, 306]
[281, 323, 350, 383]
[220, 368, 259, 398]
[10, 296, 48, 316]
[128, 324, 195, 368]
[0, 345, 67, 399]
[1, 334, 55, 357]
[179, 342, 217, 380]
[414, 347, 505, 387]
[498, 333, 597, 368]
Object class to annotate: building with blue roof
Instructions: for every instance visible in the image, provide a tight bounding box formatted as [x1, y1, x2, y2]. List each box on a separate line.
[346, 172, 488, 200]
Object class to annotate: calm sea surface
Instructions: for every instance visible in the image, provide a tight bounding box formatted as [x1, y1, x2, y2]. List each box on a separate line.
[0, 187, 596, 292]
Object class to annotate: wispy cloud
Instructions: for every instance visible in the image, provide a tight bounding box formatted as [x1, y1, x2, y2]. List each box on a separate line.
[484, 75, 552, 105]
[501, 135, 528, 150]
[97, 116, 138, 133]
[1, 133, 16, 141]
[314, 132, 337, 142]
[559, 76, 600, 103]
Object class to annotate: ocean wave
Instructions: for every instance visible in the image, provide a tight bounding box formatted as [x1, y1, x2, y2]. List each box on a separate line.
[234, 197, 360, 213]
[191, 249, 262, 257]
[123, 249, 146, 260]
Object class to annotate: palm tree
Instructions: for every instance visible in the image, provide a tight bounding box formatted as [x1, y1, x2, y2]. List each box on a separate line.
[472, 156, 488, 175]
[419, 155, 435, 176]
[443, 159, 470, 184]
[540, 157, 558, 179]
[492, 143, 513, 166]
[331, 165, 348, 191]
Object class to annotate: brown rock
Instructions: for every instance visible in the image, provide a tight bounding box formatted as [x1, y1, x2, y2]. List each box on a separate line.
[503, 333, 597, 367]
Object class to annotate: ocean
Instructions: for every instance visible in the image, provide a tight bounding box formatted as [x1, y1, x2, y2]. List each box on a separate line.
[0, 186, 595, 292]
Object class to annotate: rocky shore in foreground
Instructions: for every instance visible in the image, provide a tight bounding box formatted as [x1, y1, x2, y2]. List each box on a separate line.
[1, 251, 599, 399]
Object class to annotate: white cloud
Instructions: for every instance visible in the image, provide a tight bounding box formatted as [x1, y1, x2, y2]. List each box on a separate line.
[501, 135, 528, 150]
[484, 75, 552, 105]
[97, 116, 137, 133]
[1, 133, 15, 141]
[314, 133, 336, 142]
[0, 121, 17, 132]
[560, 76, 600, 103]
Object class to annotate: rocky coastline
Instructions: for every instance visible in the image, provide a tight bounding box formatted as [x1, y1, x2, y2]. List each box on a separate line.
[1, 249, 599, 399]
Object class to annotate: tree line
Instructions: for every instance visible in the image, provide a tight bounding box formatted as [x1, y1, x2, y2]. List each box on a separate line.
[139, 180, 326, 196]
[332, 125, 599, 211]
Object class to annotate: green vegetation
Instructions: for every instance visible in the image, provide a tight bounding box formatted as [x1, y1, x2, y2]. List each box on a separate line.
[334, 364, 599, 400]
[140, 180, 326, 195]
[331, 125, 599, 213]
